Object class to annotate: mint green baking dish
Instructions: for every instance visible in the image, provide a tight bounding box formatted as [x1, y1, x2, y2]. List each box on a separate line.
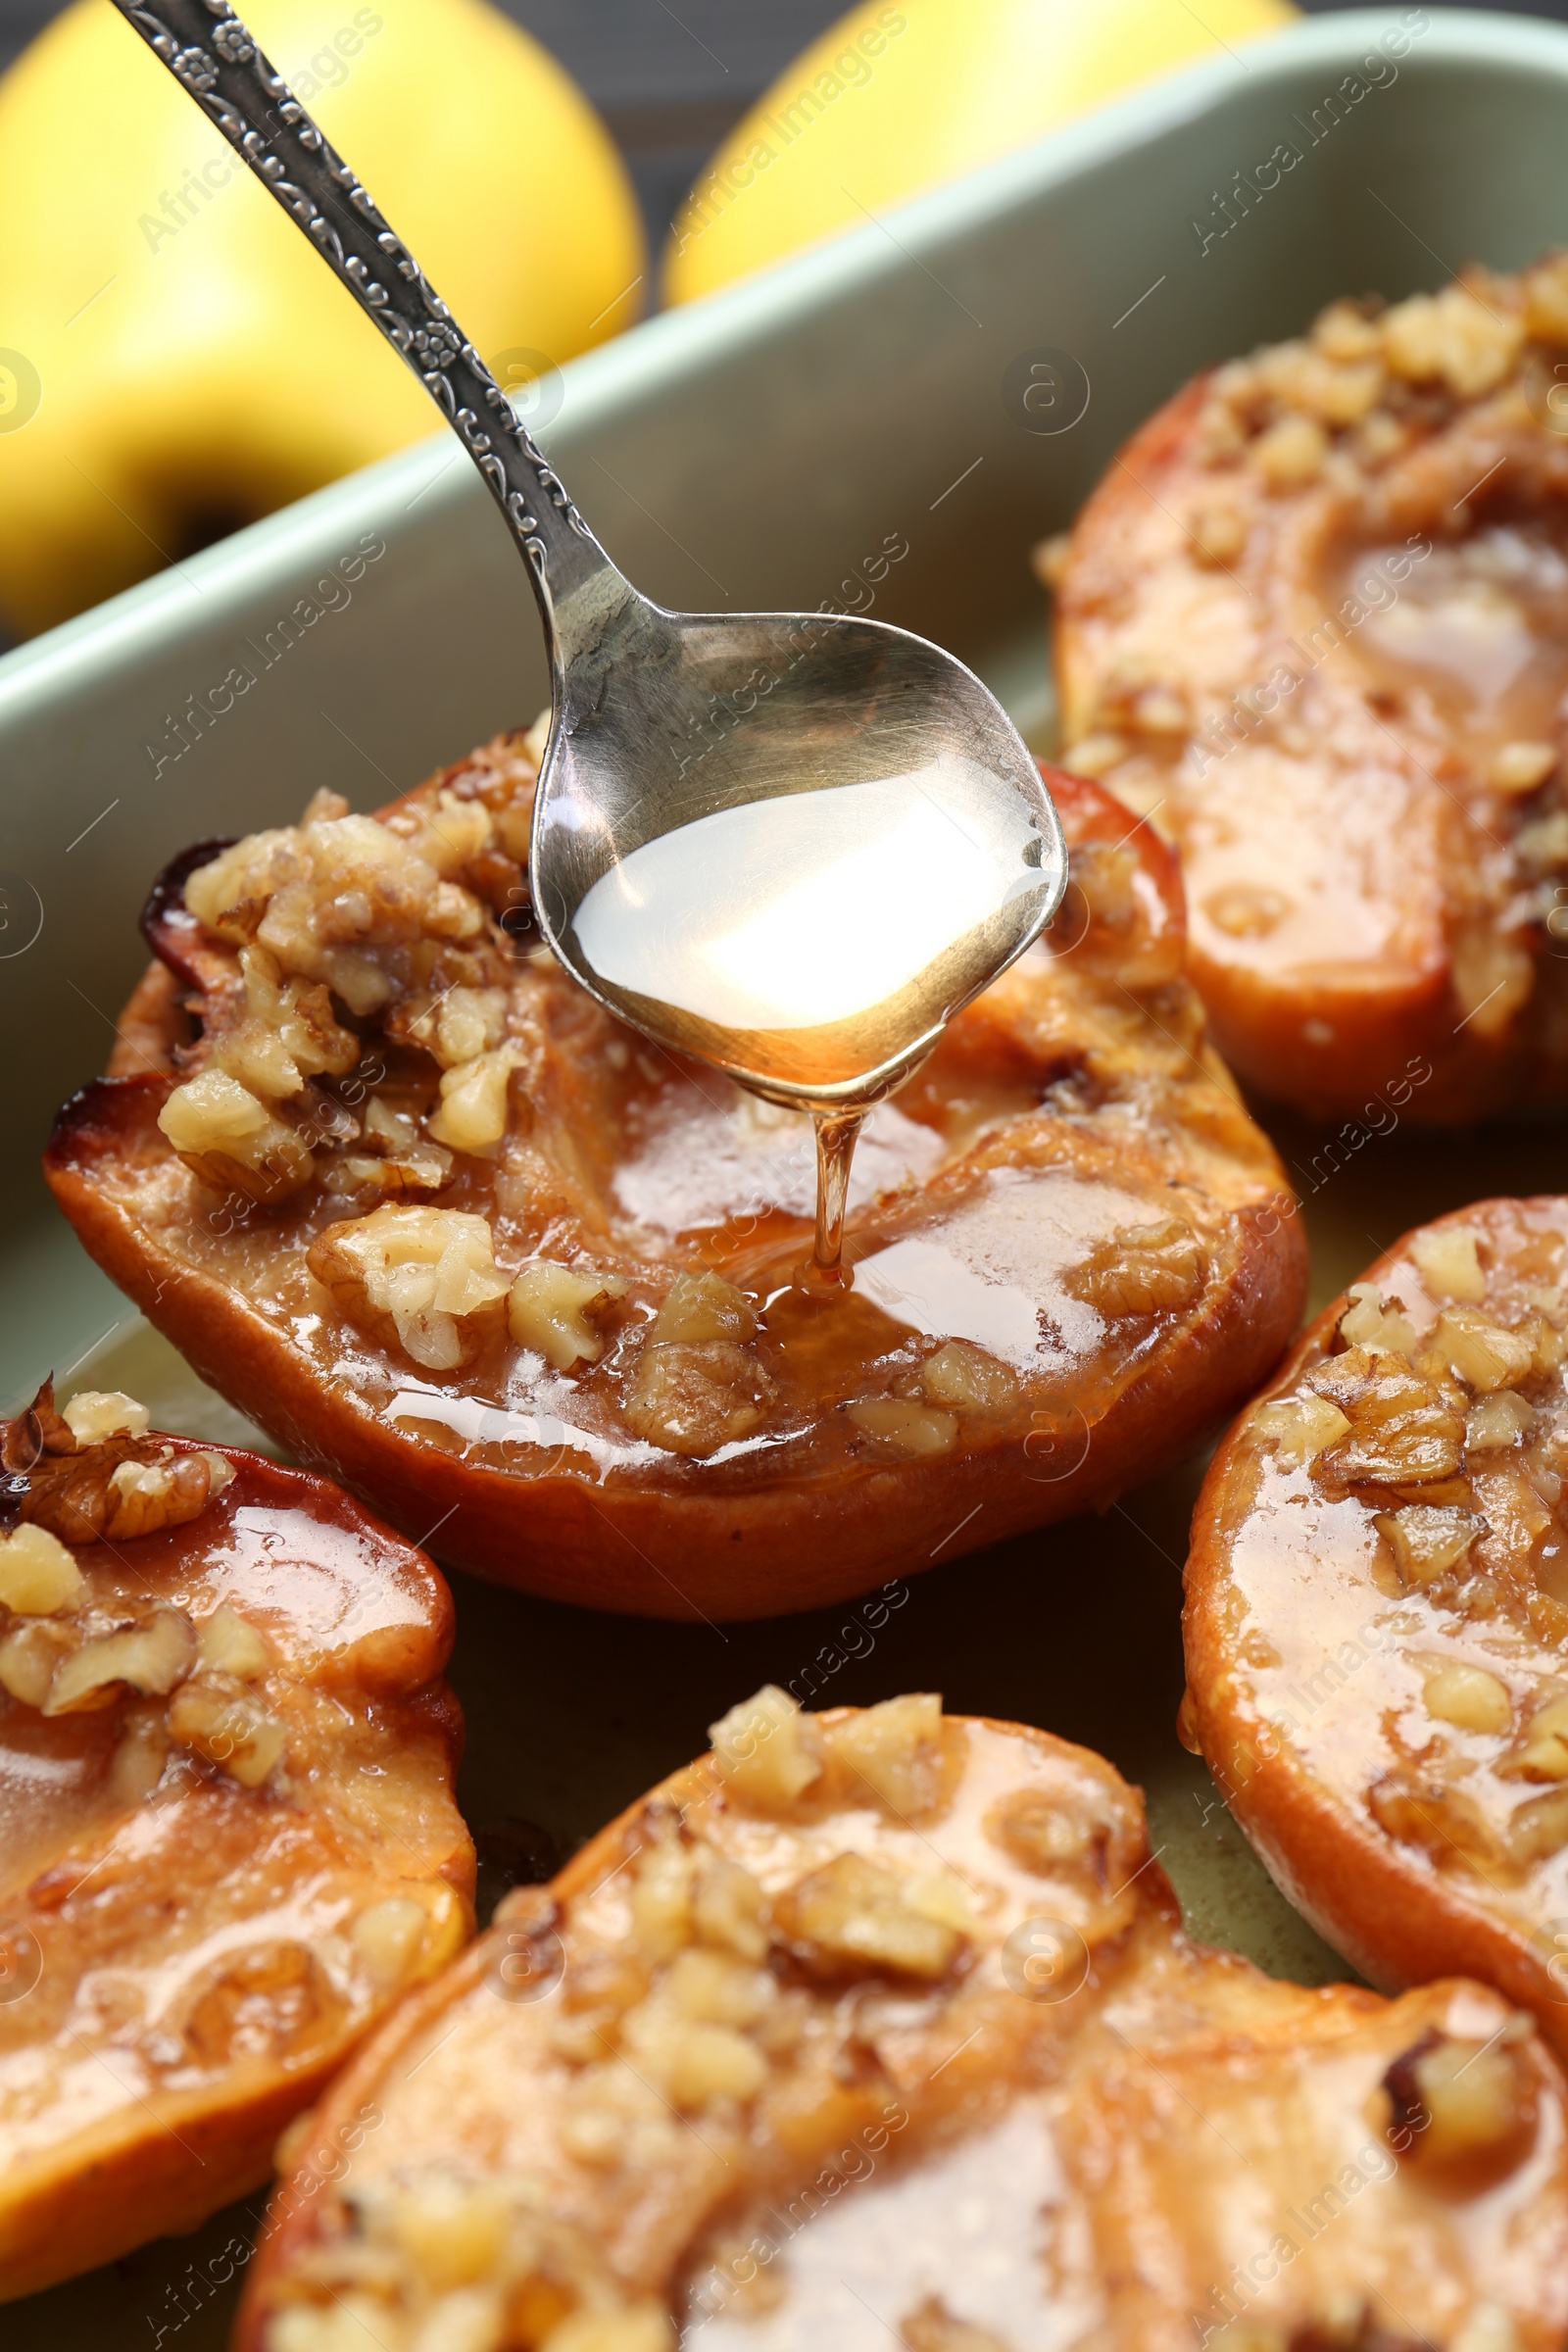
[8, 9, 1568, 2339]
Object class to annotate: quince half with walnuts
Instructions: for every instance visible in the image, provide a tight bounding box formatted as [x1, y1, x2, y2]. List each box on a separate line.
[0, 1379, 471, 2299]
[236, 1690, 1568, 2351]
[45, 727, 1304, 1618]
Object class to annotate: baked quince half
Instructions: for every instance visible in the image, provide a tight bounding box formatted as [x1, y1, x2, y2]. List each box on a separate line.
[1184, 1198, 1568, 2066]
[237, 1690, 1568, 2352]
[45, 731, 1304, 1620]
[0, 1380, 471, 2300]
[1054, 250, 1568, 1121]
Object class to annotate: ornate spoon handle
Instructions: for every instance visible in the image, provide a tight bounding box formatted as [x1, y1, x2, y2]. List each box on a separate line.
[110, 0, 620, 627]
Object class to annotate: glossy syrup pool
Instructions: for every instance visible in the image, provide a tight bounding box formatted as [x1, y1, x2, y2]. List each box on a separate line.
[567, 753, 1060, 1274]
[1340, 516, 1568, 750]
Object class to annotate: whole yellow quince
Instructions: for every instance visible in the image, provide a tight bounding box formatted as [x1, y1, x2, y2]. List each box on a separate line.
[664, 0, 1297, 305]
[0, 0, 644, 635]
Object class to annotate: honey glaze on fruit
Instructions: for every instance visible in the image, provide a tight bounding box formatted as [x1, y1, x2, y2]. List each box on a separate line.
[1332, 514, 1568, 790]
[0, 1381, 468, 2211]
[567, 756, 1060, 1272]
[240, 1696, 1568, 2352]
[56, 735, 1296, 1526]
[1190, 1202, 1568, 1911]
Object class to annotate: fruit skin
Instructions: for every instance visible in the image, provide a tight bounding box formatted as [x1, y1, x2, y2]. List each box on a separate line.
[1182, 1200, 1568, 2069]
[0, 0, 644, 636]
[663, 0, 1297, 306]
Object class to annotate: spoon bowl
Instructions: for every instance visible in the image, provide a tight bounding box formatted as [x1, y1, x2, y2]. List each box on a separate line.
[534, 579, 1066, 1109]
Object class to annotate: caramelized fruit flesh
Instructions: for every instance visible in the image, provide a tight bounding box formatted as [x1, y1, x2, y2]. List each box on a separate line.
[1054, 249, 1568, 1121]
[236, 1694, 1568, 2352]
[0, 1383, 472, 2299]
[44, 737, 1304, 1618]
[1184, 1198, 1568, 2066]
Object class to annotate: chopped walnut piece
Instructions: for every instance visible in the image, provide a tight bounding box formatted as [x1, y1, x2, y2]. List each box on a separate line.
[775, 1850, 964, 1980]
[196, 1602, 272, 1681]
[368, 2172, 513, 2296]
[1065, 1219, 1205, 1317]
[0, 1522, 84, 1614]
[986, 1787, 1102, 1875]
[1429, 1309, 1537, 1394]
[621, 1968, 769, 2108]
[111, 1701, 172, 1802]
[1203, 883, 1292, 939]
[350, 1897, 430, 1988]
[916, 1342, 1016, 1413]
[559, 2060, 684, 2170]
[1251, 413, 1328, 490]
[168, 1673, 286, 1786]
[402, 790, 496, 880]
[623, 1341, 774, 1458]
[1490, 741, 1558, 795]
[270, 2299, 403, 2352]
[1467, 1391, 1535, 1451]
[1422, 1662, 1512, 1735]
[1368, 1771, 1503, 1876]
[1313, 298, 1384, 364]
[44, 1607, 196, 1716]
[508, 1262, 629, 1372]
[211, 945, 358, 1103]
[1190, 504, 1247, 568]
[0, 1618, 74, 1706]
[19, 1440, 229, 1547]
[426, 1046, 519, 1156]
[1412, 1226, 1489, 1304]
[847, 1396, 957, 1457]
[1339, 1283, 1417, 1356]
[825, 1692, 950, 1819]
[310, 1204, 509, 1373]
[1308, 1349, 1466, 1487]
[629, 1822, 696, 1963]
[1059, 730, 1127, 777]
[60, 1391, 149, 1445]
[692, 1854, 770, 1963]
[1500, 1788, 1568, 1868]
[1385, 2030, 1539, 2187]
[330, 1101, 455, 1199]
[107, 1451, 233, 1542]
[651, 1271, 757, 1346]
[185, 810, 487, 1018]
[1253, 1393, 1351, 1466]
[709, 1686, 823, 1811]
[1378, 1505, 1487, 1586]
[1499, 1691, 1568, 1782]
[158, 1068, 316, 1203]
[1382, 284, 1525, 397]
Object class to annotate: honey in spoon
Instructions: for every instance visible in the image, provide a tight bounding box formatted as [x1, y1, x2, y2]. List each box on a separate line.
[566, 747, 1064, 1274]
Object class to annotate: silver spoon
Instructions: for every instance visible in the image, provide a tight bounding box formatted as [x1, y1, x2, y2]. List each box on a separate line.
[114, 0, 1067, 1273]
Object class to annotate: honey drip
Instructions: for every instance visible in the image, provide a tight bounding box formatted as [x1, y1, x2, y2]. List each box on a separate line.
[568, 755, 1061, 1277]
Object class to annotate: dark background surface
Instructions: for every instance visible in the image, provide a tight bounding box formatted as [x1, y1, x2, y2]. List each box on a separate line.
[3, 0, 1567, 254]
